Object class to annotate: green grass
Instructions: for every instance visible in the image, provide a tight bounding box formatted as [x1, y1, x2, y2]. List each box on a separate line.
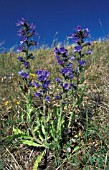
[0, 40, 109, 170]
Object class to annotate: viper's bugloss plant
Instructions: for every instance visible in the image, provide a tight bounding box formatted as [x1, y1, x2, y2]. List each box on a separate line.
[54, 25, 92, 127]
[17, 18, 37, 93]
[70, 25, 92, 88]
[9, 20, 93, 169]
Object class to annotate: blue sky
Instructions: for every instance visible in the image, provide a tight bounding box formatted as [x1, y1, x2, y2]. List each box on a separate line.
[0, 0, 109, 50]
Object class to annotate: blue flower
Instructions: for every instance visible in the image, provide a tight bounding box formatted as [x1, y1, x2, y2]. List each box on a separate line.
[78, 60, 86, 67]
[54, 47, 69, 56]
[55, 77, 61, 83]
[16, 18, 26, 26]
[87, 41, 91, 46]
[17, 56, 23, 61]
[17, 46, 23, 52]
[35, 70, 50, 95]
[87, 49, 92, 54]
[54, 47, 60, 55]
[60, 47, 66, 54]
[17, 29, 25, 36]
[74, 46, 82, 53]
[24, 62, 29, 69]
[83, 28, 90, 38]
[70, 56, 75, 61]
[35, 92, 41, 97]
[20, 35, 27, 45]
[18, 70, 29, 79]
[34, 82, 40, 87]
[30, 23, 36, 30]
[45, 96, 50, 101]
[76, 25, 82, 32]
[69, 74, 74, 79]
[55, 95, 60, 99]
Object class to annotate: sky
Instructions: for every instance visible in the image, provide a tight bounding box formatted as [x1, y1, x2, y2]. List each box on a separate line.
[0, 0, 109, 50]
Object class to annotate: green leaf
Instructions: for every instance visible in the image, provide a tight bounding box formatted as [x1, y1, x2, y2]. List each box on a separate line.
[72, 146, 80, 153]
[41, 124, 46, 136]
[33, 150, 45, 170]
[21, 140, 43, 147]
[13, 127, 24, 134]
[75, 94, 83, 107]
[6, 134, 23, 143]
[50, 122, 57, 141]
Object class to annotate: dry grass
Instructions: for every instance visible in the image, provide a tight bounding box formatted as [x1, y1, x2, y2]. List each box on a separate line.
[0, 40, 109, 169]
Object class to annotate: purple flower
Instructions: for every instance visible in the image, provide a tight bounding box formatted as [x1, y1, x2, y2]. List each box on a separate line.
[87, 49, 92, 54]
[68, 63, 73, 68]
[69, 32, 77, 38]
[55, 95, 60, 99]
[58, 60, 64, 65]
[78, 60, 86, 67]
[45, 96, 50, 101]
[55, 77, 61, 83]
[83, 28, 90, 38]
[63, 83, 69, 89]
[69, 74, 74, 79]
[74, 37, 79, 42]
[20, 35, 27, 45]
[70, 26, 90, 43]
[36, 70, 50, 82]
[74, 46, 82, 53]
[24, 62, 29, 69]
[17, 56, 23, 61]
[18, 70, 29, 79]
[87, 41, 91, 46]
[17, 46, 23, 52]
[36, 70, 43, 75]
[35, 92, 41, 97]
[56, 55, 60, 60]
[17, 29, 25, 36]
[30, 23, 36, 30]
[54, 47, 69, 56]
[60, 47, 66, 54]
[28, 81, 33, 87]
[76, 25, 82, 32]
[34, 82, 40, 87]
[61, 68, 72, 75]
[54, 47, 60, 55]
[35, 70, 50, 94]
[70, 56, 75, 61]
[16, 18, 26, 26]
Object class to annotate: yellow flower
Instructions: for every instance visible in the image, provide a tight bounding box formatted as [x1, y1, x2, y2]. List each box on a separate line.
[16, 101, 20, 105]
[30, 73, 35, 77]
[13, 99, 20, 105]
[5, 101, 9, 106]
[8, 106, 12, 109]
[93, 41, 97, 45]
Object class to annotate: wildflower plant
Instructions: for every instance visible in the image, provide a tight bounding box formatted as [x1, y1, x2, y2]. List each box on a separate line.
[8, 19, 92, 169]
[17, 18, 37, 94]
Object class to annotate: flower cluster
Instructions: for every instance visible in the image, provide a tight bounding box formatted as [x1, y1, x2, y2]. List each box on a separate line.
[54, 26, 92, 99]
[17, 18, 37, 73]
[17, 18, 38, 94]
[55, 47, 74, 80]
[17, 18, 37, 54]
[17, 18, 37, 82]
[34, 70, 50, 100]
[70, 25, 92, 74]
[54, 47, 75, 99]
[70, 25, 90, 43]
